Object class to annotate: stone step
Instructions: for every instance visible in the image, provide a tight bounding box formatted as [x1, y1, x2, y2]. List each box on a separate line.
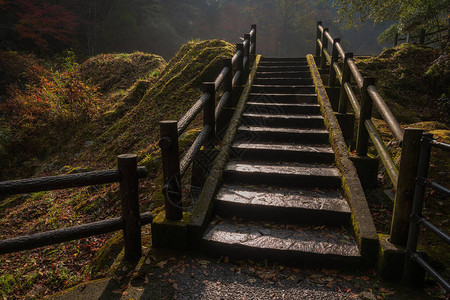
[251, 85, 316, 94]
[245, 102, 321, 115]
[258, 66, 310, 72]
[236, 125, 329, 144]
[202, 220, 361, 268]
[231, 142, 334, 163]
[256, 71, 311, 79]
[241, 113, 324, 128]
[214, 184, 351, 225]
[259, 62, 308, 67]
[253, 78, 313, 85]
[223, 161, 341, 189]
[249, 93, 317, 104]
[260, 57, 307, 62]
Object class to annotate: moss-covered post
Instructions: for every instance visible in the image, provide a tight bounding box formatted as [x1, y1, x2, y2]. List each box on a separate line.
[118, 154, 142, 261]
[159, 121, 182, 221]
[338, 52, 353, 114]
[320, 28, 329, 70]
[315, 21, 322, 59]
[328, 38, 340, 87]
[244, 33, 251, 75]
[390, 128, 424, 246]
[356, 77, 376, 156]
[203, 82, 216, 147]
[250, 24, 257, 60]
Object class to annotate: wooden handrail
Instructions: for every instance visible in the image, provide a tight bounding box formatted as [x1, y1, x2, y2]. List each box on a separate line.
[159, 25, 256, 221]
[316, 22, 424, 248]
[0, 155, 150, 260]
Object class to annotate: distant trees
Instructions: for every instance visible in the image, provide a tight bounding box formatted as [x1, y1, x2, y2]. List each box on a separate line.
[333, 0, 450, 47]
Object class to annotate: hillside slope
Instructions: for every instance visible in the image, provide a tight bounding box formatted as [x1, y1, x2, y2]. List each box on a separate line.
[0, 39, 234, 299]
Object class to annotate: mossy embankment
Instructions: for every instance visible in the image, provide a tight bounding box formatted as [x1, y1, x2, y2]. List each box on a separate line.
[0, 39, 234, 299]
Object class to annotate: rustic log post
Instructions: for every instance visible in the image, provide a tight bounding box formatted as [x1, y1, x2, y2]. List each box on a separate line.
[390, 128, 424, 246]
[118, 154, 142, 261]
[328, 38, 340, 87]
[203, 82, 216, 146]
[356, 77, 376, 156]
[315, 21, 322, 58]
[403, 133, 432, 284]
[338, 52, 353, 114]
[419, 28, 426, 45]
[244, 33, 251, 72]
[159, 121, 182, 221]
[217, 58, 233, 137]
[320, 28, 329, 69]
[251, 24, 257, 57]
[236, 43, 244, 86]
[394, 33, 399, 47]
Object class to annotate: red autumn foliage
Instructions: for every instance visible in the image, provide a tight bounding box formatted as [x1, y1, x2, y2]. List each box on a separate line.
[11, 0, 79, 49]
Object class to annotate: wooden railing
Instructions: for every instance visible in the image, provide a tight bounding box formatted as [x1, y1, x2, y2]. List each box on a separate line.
[403, 133, 450, 292]
[394, 20, 449, 47]
[159, 25, 256, 221]
[0, 154, 151, 261]
[316, 21, 424, 247]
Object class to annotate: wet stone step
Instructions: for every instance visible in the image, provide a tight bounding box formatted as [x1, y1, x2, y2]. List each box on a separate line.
[236, 125, 330, 144]
[223, 161, 341, 189]
[245, 102, 321, 115]
[256, 71, 311, 79]
[260, 57, 307, 62]
[249, 93, 317, 104]
[253, 78, 313, 85]
[231, 142, 334, 163]
[214, 184, 351, 225]
[258, 66, 310, 72]
[258, 62, 308, 67]
[251, 85, 316, 94]
[241, 113, 324, 128]
[202, 220, 361, 267]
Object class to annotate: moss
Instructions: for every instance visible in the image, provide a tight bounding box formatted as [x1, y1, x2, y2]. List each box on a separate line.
[90, 232, 124, 277]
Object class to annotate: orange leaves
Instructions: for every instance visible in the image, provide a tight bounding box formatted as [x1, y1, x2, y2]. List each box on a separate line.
[2, 62, 104, 137]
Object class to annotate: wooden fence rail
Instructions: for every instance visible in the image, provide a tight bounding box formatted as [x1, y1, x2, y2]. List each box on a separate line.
[0, 154, 151, 261]
[316, 21, 423, 247]
[159, 25, 256, 221]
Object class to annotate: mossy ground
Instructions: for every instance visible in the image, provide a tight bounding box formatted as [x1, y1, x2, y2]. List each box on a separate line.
[0, 39, 234, 299]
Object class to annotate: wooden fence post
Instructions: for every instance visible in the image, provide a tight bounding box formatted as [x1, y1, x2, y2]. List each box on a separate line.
[338, 52, 353, 114]
[251, 24, 257, 57]
[419, 28, 426, 45]
[320, 28, 329, 69]
[159, 121, 182, 221]
[236, 43, 244, 86]
[118, 154, 142, 261]
[390, 128, 424, 246]
[203, 82, 216, 146]
[356, 77, 376, 156]
[394, 33, 399, 47]
[315, 21, 322, 58]
[328, 38, 340, 87]
[244, 33, 251, 72]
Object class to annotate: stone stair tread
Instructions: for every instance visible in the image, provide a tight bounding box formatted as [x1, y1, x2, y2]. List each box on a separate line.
[232, 142, 333, 153]
[238, 125, 328, 134]
[252, 84, 315, 88]
[242, 113, 323, 119]
[203, 221, 360, 257]
[217, 184, 350, 213]
[249, 93, 317, 97]
[246, 102, 320, 107]
[225, 161, 340, 177]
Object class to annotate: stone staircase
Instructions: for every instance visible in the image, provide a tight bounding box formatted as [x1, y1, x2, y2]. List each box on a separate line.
[201, 57, 361, 268]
